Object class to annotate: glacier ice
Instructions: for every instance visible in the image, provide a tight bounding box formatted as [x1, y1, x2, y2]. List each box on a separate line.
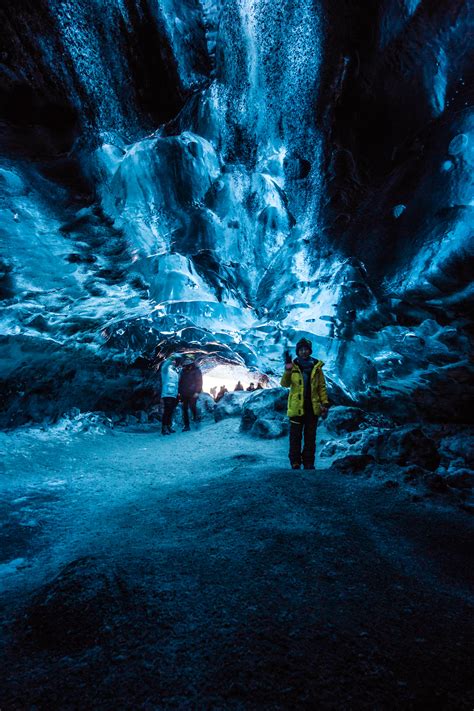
[0, 0, 472, 425]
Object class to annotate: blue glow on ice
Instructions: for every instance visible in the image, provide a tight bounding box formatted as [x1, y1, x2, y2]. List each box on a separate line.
[448, 134, 469, 156]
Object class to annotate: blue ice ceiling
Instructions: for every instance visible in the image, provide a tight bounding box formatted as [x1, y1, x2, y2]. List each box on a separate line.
[0, 0, 472, 424]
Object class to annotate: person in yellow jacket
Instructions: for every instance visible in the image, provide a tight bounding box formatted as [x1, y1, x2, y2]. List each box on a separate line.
[280, 338, 330, 470]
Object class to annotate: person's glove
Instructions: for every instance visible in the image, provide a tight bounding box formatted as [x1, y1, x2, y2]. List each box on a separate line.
[285, 363, 293, 371]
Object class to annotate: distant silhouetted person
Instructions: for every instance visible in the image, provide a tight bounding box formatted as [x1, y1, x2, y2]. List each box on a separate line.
[178, 357, 202, 431]
[215, 385, 228, 402]
[160, 355, 181, 435]
[281, 338, 330, 470]
[210, 386, 217, 399]
[234, 381, 244, 391]
[246, 382, 255, 391]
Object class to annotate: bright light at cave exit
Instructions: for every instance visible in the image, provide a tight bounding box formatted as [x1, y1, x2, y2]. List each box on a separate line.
[203, 365, 260, 394]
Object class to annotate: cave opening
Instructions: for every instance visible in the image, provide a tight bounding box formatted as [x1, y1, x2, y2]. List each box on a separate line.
[202, 362, 266, 394]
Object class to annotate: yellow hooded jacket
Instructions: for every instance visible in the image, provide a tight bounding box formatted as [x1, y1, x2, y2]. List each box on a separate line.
[280, 359, 329, 417]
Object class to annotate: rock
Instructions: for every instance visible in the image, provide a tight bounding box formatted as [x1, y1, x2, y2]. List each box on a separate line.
[403, 464, 427, 480]
[354, 427, 389, 459]
[239, 387, 288, 438]
[214, 391, 250, 422]
[240, 387, 287, 431]
[332, 454, 375, 473]
[325, 406, 391, 436]
[319, 440, 348, 459]
[445, 470, 474, 490]
[250, 415, 289, 439]
[197, 393, 215, 421]
[325, 406, 366, 434]
[388, 427, 440, 471]
[361, 426, 441, 471]
[74, 412, 113, 432]
[440, 433, 474, 468]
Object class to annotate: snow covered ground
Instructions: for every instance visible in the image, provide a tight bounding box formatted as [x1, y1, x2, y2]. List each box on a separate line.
[0, 418, 290, 597]
[1, 417, 473, 708]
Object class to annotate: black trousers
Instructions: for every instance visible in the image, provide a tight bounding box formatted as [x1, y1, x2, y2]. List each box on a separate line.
[289, 411, 318, 467]
[162, 397, 177, 429]
[182, 396, 199, 427]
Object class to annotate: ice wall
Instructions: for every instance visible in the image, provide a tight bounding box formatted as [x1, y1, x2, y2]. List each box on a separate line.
[0, 0, 472, 424]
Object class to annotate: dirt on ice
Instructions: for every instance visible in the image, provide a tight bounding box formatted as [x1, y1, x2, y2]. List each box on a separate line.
[0, 418, 473, 709]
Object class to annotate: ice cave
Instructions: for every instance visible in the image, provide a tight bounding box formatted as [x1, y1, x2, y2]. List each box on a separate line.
[0, 0, 473, 707]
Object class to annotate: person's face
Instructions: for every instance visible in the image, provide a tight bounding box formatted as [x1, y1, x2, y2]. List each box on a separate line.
[298, 346, 310, 359]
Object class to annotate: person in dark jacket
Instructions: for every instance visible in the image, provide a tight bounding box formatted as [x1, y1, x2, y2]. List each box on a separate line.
[215, 385, 228, 402]
[178, 357, 203, 431]
[280, 338, 330, 470]
[234, 381, 244, 391]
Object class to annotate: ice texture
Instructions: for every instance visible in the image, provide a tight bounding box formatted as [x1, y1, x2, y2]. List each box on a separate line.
[0, 0, 472, 424]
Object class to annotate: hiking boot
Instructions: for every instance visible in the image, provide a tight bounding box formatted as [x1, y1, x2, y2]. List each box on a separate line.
[291, 463, 301, 470]
[161, 429, 170, 436]
[182, 426, 191, 432]
[168, 427, 176, 433]
[303, 465, 316, 470]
